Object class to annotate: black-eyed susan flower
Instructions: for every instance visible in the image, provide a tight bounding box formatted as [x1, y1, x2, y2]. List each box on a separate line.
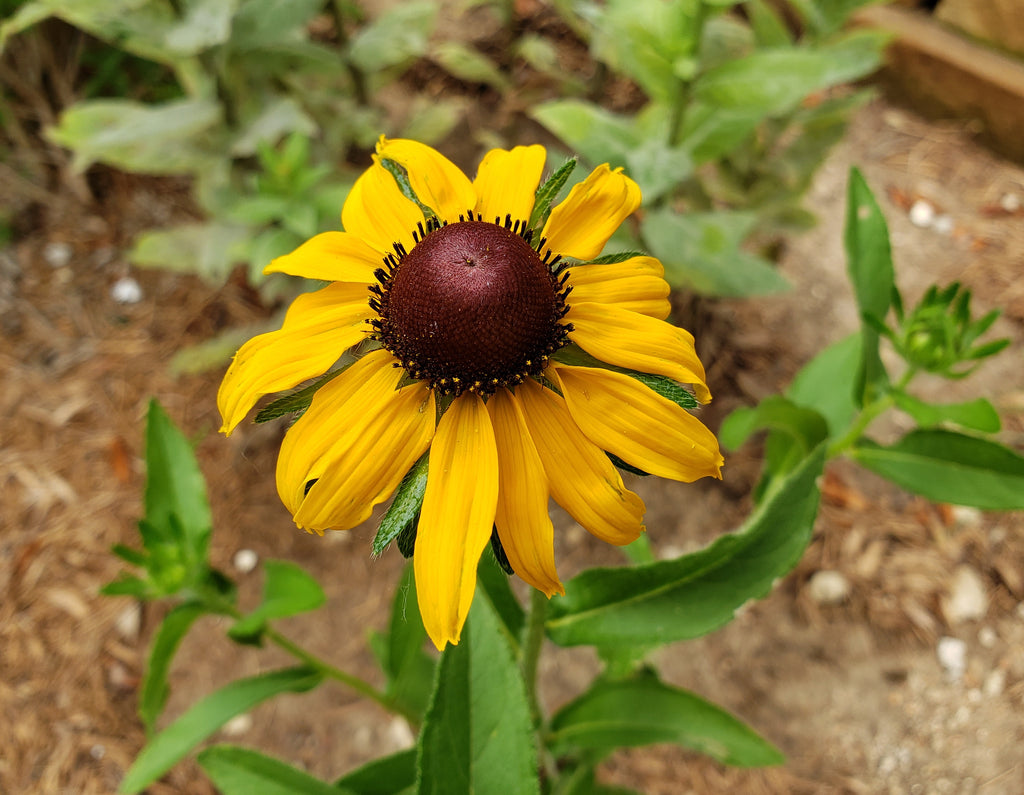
[218, 137, 723, 649]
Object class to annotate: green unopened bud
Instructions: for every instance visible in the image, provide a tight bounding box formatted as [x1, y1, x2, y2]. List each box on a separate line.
[891, 283, 1008, 378]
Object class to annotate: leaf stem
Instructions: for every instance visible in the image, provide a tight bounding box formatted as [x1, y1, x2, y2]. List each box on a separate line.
[206, 594, 418, 724]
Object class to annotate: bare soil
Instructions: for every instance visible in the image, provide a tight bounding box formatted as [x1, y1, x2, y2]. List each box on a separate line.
[2, 90, 1023, 795]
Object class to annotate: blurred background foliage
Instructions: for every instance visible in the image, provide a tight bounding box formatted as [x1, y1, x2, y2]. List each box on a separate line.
[0, 0, 885, 321]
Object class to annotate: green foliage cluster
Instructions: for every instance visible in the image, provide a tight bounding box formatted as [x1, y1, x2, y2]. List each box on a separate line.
[107, 171, 1020, 794]
[0, 0, 453, 291]
[532, 0, 887, 296]
[3, 0, 885, 309]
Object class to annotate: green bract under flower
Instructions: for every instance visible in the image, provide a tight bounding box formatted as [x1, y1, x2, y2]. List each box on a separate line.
[217, 137, 723, 649]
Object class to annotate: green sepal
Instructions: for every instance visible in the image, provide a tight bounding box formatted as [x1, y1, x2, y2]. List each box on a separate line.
[373, 453, 429, 556]
[489, 526, 515, 575]
[380, 157, 437, 220]
[254, 367, 346, 423]
[397, 521, 418, 559]
[528, 157, 576, 234]
[582, 250, 647, 265]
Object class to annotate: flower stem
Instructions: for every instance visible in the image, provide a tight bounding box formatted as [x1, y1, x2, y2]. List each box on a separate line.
[521, 587, 547, 725]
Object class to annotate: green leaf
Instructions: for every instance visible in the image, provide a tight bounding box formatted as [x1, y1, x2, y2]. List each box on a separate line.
[144, 401, 212, 565]
[130, 221, 250, 285]
[229, 0, 325, 50]
[529, 157, 577, 233]
[693, 33, 884, 116]
[549, 675, 783, 767]
[786, 333, 862, 436]
[47, 98, 220, 175]
[851, 430, 1024, 510]
[642, 209, 789, 297]
[590, 0, 704, 103]
[893, 394, 1001, 434]
[348, 2, 436, 73]
[198, 745, 352, 795]
[530, 101, 638, 173]
[374, 454, 429, 556]
[845, 167, 894, 403]
[255, 368, 346, 424]
[164, 0, 239, 55]
[336, 748, 417, 795]
[112, 544, 148, 567]
[431, 41, 510, 89]
[100, 575, 151, 598]
[417, 596, 538, 795]
[228, 560, 326, 642]
[720, 396, 828, 455]
[787, 0, 878, 37]
[546, 445, 826, 647]
[475, 550, 526, 647]
[230, 95, 317, 158]
[140, 602, 207, 734]
[746, 0, 792, 47]
[375, 564, 435, 720]
[119, 667, 323, 794]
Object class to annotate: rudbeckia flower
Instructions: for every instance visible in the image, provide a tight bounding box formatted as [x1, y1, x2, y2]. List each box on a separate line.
[218, 137, 723, 649]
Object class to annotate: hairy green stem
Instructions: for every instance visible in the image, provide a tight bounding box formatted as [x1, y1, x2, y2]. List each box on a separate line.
[522, 587, 547, 725]
[827, 368, 916, 458]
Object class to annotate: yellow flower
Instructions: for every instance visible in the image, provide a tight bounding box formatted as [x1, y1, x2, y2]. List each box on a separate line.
[218, 138, 723, 649]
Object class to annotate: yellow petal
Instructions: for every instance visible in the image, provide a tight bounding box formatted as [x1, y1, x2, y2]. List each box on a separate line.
[282, 351, 436, 531]
[218, 283, 373, 434]
[472, 145, 546, 227]
[565, 256, 671, 319]
[264, 231, 382, 283]
[541, 164, 641, 261]
[377, 137, 477, 224]
[551, 364, 723, 483]
[342, 159, 421, 255]
[566, 301, 711, 403]
[415, 393, 498, 649]
[516, 378, 644, 546]
[487, 388, 563, 598]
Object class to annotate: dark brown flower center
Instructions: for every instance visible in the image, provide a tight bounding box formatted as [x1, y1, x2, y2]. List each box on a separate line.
[370, 218, 571, 395]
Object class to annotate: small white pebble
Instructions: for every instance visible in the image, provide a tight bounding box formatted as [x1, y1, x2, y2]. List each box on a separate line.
[978, 626, 998, 648]
[90, 744, 106, 760]
[1000, 192, 1020, 212]
[388, 717, 415, 748]
[932, 214, 954, 235]
[807, 570, 851, 605]
[909, 199, 936, 228]
[983, 669, 1006, 697]
[222, 714, 253, 737]
[937, 636, 967, 682]
[951, 505, 983, 529]
[111, 276, 143, 304]
[44, 241, 73, 268]
[233, 548, 259, 574]
[941, 565, 989, 625]
[114, 603, 141, 642]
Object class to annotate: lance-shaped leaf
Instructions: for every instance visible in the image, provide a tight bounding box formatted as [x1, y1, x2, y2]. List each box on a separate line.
[140, 602, 207, 734]
[120, 667, 323, 793]
[370, 564, 435, 720]
[549, 675, 783, 767]
[228, 560, 326, 642]
[416, 596, 538, 795]
[845, 168, 894, 403]
[852, 430, 1024, 510]
[336, 748, 417, 795]
[198, 745, 352, 795]
[546, 446, 826, 647]
[892, 393, 1001, 434]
